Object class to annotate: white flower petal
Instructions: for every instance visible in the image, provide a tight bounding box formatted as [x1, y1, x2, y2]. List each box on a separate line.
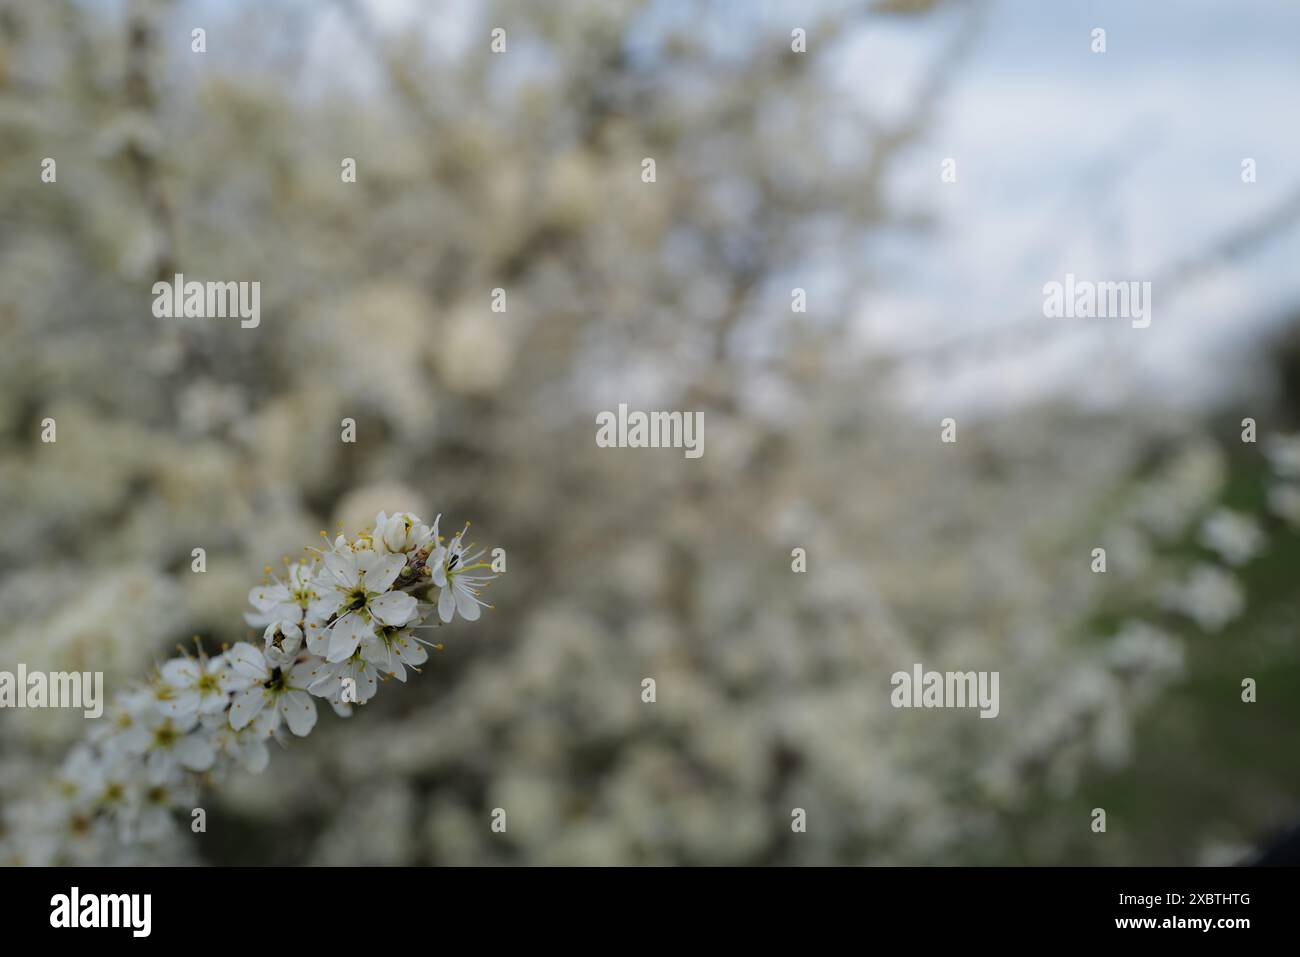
[326, 614, 369, 663]
[160, 658, 200, 685]
[198, 691, 229, 715]
[229, 687, 267, 731]
[145, 750, 175, 786]
[303, 617, 331, 655]
[367, 552, 407, 591]
[429, 548, 448, 586]
[359, 632, 388, 664]
[394, 635, 428, 666]
[248, 583, 290, 612]
[160, 690, 201, 719]
[369, 590, 418, 627]
[287, 655, 331, 689]
[241, 738, 269, 773]
[454, 583, 482, 621]
[323, 552, 359, 588]
[227, 642, 269, 682]
[279, 691, 318, 737]
[252, 706, 281, 738]
[175, 734, 215, 772]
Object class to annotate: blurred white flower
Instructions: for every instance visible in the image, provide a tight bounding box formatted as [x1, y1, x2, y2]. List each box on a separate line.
[1131, 444, 1226, 540]
[157, 652, 239, 719]
[132, 778, 199, 844]
[205, 714, 271, 775]
[1105, 621, 1184, 677]
[245, 561, 320, 630]
[1163, 565, 1245, 632]
[128, 711, 216, 784]
[1198, 508, 1264, 566]
[434, 308, 513, 395]
[1264, 433, 1300, 478]
[1266, 483, 1300, 527]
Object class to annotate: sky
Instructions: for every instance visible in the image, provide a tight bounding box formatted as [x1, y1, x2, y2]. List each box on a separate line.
[841, 0, 1300, 414]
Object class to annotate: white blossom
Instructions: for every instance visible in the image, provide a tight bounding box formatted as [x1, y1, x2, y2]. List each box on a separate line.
[376, 510, 436, 555]
[1163, 564, 1245, 633]
[1198, 508, 1265, 566]
[1, 512, 498, 863]
[156, 651, 237, 719]
[434, 525, 494, 623]
[1267, 483, 1300, 527]
[1264, 433, 1300, 479]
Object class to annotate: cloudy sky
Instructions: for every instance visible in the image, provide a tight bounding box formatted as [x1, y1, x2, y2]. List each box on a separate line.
[847, 0, 1300, 413]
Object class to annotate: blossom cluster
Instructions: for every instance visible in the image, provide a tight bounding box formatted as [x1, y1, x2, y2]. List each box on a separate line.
[4, 512, 497, 864]
[1265, 433, 1300, 527]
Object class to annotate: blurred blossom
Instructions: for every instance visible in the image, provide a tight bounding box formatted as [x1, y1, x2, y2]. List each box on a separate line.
[1106, 621, 1185, 677]
[1163, 565, 1246, 633]
[433, 307, 514, 396]
[1198, 508, 1265, 566]
[1131, 444, 1226, 540]
[1266, 483, 1300, 528]
[1265, 434, 1300, 479]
